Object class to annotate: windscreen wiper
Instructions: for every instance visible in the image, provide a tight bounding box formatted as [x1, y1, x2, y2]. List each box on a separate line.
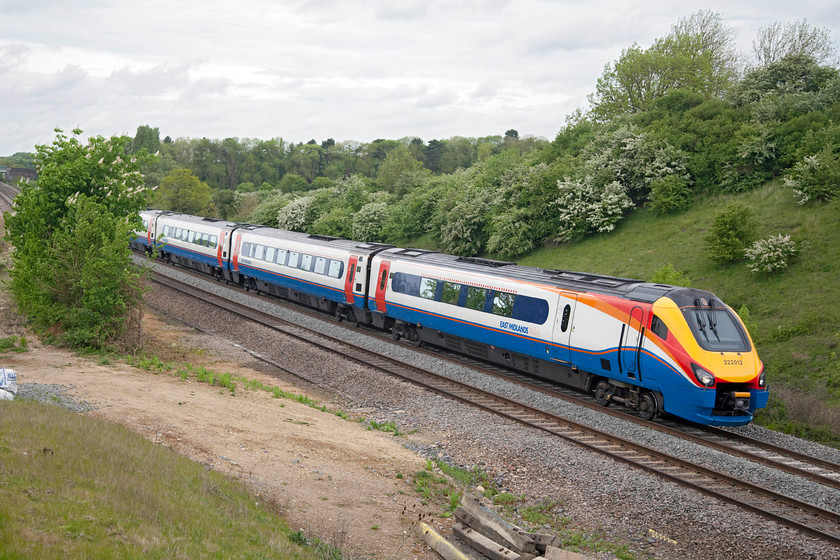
[706, 299, 720, 341]
[693, 299, 709, 342]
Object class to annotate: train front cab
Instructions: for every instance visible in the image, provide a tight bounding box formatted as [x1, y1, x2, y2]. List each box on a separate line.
[646, 289, 768, 426]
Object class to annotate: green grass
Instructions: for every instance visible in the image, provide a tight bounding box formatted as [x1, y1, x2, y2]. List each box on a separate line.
[0, 335, 28, 354]
[512, 182, 840, 443]
[0, 399, 320, 560]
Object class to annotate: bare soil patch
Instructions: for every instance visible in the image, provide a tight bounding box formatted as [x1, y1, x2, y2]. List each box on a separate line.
[0, 302, 445, 559]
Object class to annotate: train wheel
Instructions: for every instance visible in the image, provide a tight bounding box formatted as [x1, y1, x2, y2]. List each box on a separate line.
[594, 380, 611, 407]
[638, 392, 658, 421]
[391, 323, 402, 341]
[334, 306, 344, 322]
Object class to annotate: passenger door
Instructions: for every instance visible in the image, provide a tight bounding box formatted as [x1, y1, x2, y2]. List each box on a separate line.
[553, 293, 577, 363]
[622, 306, 645, 380]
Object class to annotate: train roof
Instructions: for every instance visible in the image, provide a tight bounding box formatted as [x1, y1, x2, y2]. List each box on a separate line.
[238, 225, 395, 256]
[155, 211, 240, 229]
[380, 248, 678, 303]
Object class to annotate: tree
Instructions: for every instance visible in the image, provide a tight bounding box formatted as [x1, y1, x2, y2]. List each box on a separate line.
[753, 19, 837, 67]
[4, 128, 152, 349]
[130, 125, 160, 155]
[154, 168, 214, 215]
[375, 144, 422, 192]
[589, 11, 738, 119]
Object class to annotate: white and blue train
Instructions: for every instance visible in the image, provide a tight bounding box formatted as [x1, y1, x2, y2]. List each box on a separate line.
[134, 210, 768, 426]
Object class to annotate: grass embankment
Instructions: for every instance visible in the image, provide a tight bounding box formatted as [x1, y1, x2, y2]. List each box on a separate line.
[515, 181, 840, 444]
[0, 399, 319, 560]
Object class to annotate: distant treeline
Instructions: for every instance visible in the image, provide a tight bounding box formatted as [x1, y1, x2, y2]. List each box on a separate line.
[14, 13, 840, 259]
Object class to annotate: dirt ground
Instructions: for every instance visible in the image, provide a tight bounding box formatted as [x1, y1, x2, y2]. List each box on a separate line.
[0, 285, 447, 558]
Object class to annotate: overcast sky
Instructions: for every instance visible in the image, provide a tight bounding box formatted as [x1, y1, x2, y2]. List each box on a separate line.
[1, 1, 838, 156]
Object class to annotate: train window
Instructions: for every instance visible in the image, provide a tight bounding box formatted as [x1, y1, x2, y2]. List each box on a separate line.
[560, 304, 571, 332]
[247, 243, 256, 258]
[255, 244, 266, 260]
[276, 249, 288, 266]
[379, 269, 388, 290]
[441, 282, 461, 305]
[391, 272, 419, 296]
[314, 257, 327, 275]
[200, 233, 209, 247]
[650, 314, 668, 340]
[681, 303, 749, 352]
[512, 295, 549, 324]
[327, 260, 343, 278]
[492, 292, 514, 317]
[419, 278, 437, 300]
[288, 251, 300, 268]
[210, 235, 217, 249]
[188, 231, 196, 243]
[300, 254, 313, 271]
[163, 225, 171, 237]
[180, 229, 189, 241]
[265, 247, 276, 262]
[466, 287, 487, 311]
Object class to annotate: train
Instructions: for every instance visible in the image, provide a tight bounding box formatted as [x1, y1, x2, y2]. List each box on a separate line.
[132, 209, 769, 427]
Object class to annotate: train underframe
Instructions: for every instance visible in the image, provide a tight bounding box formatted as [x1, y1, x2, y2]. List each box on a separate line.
[386, 318, 665, 420]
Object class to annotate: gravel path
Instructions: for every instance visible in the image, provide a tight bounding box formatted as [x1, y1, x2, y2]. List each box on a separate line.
[142, 257, 840, 559]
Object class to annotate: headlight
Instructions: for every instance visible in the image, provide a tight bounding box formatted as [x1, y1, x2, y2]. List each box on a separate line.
[691, 364, 716, 387]
[758, 368, 766, 388]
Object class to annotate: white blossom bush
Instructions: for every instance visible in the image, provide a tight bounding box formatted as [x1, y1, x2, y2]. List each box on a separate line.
[553, 178, 633, 242]
[582, 125, 691, 199]
[351, 202, 388, 242]
[783, 150, 840, 204]
[744, 234, 799, 274]
[275, 196, 312, 231]
[439, 195, 490, 255]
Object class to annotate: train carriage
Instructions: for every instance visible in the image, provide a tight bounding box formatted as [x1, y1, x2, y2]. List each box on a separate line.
[229, 225, 392, 320]
[131, 209, 166, 254]
[152, 212, 239, 279]
[370, 250, 768, 426]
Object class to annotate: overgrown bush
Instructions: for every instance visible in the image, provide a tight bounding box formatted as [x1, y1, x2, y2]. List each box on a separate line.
[783, 148, 840, 204]
[744, 234, 799, 274]
[649, 263, 691, 286]
[485, 208, 536, 259]
[703, 202, 758, 264]
[647, 175, 691, 214]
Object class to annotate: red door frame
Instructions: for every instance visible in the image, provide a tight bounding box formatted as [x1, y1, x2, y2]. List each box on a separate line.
[374, 260, 391, 313]
[344, 256, 358, 305]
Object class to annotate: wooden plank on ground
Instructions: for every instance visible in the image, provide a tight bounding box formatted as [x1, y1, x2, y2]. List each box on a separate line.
[417, 522, 472, 560]
[453, 522, 523, 560]
[457, 494, 536, 553]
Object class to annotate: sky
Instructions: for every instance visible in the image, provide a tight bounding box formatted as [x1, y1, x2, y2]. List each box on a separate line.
[1, 0, 839, 156]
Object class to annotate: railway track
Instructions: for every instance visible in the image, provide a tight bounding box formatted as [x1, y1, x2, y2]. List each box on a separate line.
[0, 181, 18, 212]
[147, 263, 840, 547]
[147, 255, 840, 495]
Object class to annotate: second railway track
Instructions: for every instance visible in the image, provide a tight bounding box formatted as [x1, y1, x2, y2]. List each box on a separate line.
[147, 261, 840, 548]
